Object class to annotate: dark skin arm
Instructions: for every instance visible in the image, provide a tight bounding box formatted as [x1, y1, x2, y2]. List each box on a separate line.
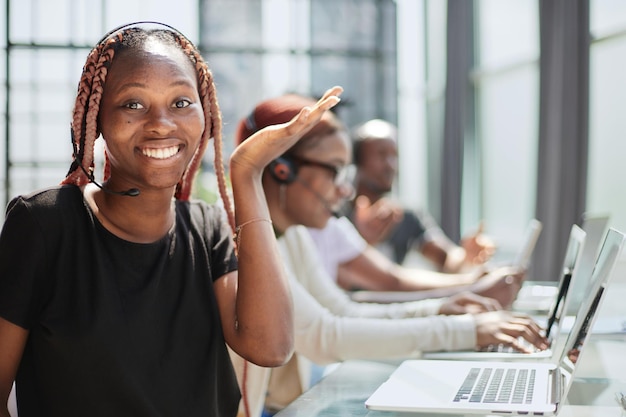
[339, 247, 525, 309]
[337, 246, 477, 292]
[0, 317, 27, 417]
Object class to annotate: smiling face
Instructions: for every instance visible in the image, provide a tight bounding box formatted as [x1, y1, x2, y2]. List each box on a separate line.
[98, 39, 204, 194]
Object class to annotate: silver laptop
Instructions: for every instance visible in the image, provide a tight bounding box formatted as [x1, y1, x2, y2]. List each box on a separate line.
[365, 228, 625, 416]
[422, 224, 586, 360]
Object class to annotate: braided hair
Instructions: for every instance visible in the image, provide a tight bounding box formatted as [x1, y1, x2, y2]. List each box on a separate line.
[61, 22, 236, 233]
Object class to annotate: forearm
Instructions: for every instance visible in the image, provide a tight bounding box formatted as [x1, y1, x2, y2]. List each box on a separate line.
[229, 172, 294, 364]
[297, 310, 476, 363]
[391, 264, 476, 291]
[421, 237, 468, 273]
[339, 247, 475, 292]
[0, 318, 27, 417]
[302, 264, 445, 318]
[441, 246, 468, 273]
[351, 288, 466, 303]
[0, 393, 9, 417]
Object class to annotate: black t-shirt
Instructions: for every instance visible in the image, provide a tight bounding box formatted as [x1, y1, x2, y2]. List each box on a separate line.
[385, 209, 433, 264]
[0, 185, 240, 417]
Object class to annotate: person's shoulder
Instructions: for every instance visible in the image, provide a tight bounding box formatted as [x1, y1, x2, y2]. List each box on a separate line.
[4, 185, 84, 236]
[7, 185, 81, 214]
[334, 215, 358, 232]
[307, 216, 342, 236]
[282, 224, 316, 250]
[401, 207, 433, 224]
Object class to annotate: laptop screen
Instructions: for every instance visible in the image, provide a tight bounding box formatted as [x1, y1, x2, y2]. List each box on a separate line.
[544, 225, 586, 340]
[556, 228, 624, 381]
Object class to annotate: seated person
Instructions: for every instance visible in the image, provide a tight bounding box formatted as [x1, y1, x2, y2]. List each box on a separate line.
[345, 118, 494, 272]
[231, 89, 548, 417]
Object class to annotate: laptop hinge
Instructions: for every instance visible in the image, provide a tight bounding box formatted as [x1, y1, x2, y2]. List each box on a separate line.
[548, 368, 563, 405]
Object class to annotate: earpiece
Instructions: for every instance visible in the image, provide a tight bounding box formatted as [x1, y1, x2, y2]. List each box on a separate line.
[269, 156, 297, 184]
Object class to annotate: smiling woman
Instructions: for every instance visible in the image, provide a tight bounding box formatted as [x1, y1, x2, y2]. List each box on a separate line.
[0, 22, 344, 417]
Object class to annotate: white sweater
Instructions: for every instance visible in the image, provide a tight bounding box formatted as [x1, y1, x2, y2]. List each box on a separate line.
[233, 224, 477, 417]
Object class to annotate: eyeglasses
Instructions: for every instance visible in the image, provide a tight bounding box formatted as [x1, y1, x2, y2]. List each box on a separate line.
[291, 155, 356, 187]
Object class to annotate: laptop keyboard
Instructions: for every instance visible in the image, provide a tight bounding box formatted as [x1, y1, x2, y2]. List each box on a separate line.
[453, 367, 536, 404]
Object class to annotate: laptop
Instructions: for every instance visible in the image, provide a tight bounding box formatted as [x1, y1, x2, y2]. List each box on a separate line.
[365, 228, 625, 416]
[422, 224, 586, 360]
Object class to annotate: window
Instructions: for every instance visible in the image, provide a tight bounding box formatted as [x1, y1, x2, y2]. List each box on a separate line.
[0, 0, 200, 210]
[472, 0, 540, 256]
[587, 0, 626, 232]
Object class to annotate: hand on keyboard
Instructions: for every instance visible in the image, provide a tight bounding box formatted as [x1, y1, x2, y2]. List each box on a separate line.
[474, 311, 549, 353]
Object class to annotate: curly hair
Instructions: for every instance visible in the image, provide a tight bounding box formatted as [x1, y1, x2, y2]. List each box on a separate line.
[61, 22, 235, 232]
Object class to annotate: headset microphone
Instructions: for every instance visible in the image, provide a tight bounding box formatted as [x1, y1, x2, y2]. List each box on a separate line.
[75, 161, 140, 197]
[91, 180, 141, 197]
[294, 177, 339, 217]
[69, 128, 140, 197]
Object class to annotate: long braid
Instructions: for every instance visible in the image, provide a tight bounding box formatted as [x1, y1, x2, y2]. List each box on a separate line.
[173, 35, 236, 233]
[61, 43, 104, 185]
[172, 35, 209, 200]
[210, 85, 236, 234]
[61, 34, 122, 186]
[84, 40, 116, 181]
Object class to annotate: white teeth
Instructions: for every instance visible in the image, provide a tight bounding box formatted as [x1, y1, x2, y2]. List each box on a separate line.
[142, 146, 179, 159]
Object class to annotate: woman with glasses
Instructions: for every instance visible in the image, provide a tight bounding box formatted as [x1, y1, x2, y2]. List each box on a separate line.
[232, 90, 548, 417]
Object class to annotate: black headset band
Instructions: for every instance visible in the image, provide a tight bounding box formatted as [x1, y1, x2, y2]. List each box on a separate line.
[95, 21, 187, 46]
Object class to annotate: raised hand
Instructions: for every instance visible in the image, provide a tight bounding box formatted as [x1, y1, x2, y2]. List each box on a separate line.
[230, 86, 343, 176]
[461, 222, 496, 265]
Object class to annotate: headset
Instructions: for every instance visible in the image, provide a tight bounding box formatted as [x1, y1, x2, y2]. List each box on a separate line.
[268, 156, 298, 184]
